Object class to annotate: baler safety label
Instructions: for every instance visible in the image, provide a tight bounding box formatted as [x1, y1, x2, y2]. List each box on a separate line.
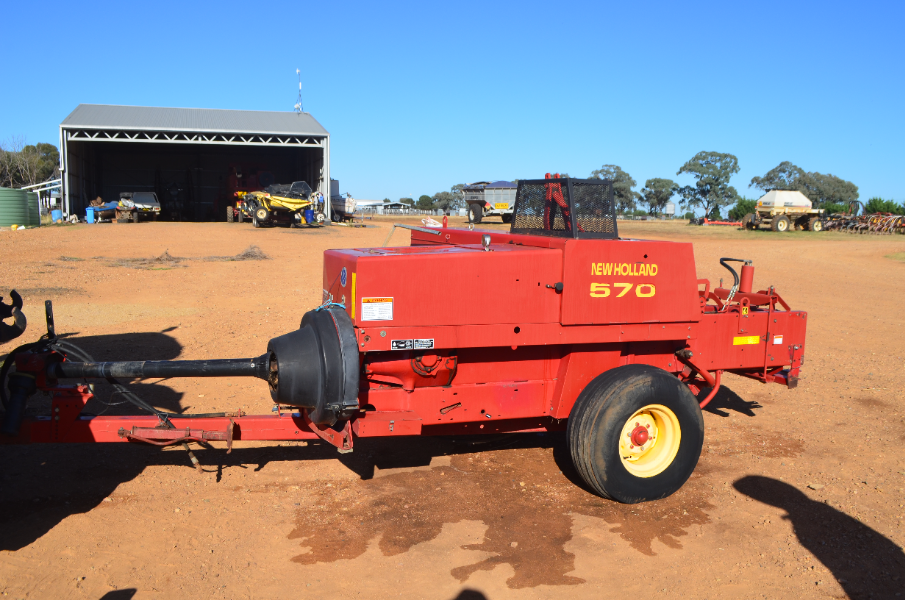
[361, 297, 393, 321]
[390, 339, 433, 350]
[733, 335, 761, 345]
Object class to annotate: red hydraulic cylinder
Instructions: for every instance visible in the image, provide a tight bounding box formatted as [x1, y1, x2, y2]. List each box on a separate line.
[739, 264, 754, 294]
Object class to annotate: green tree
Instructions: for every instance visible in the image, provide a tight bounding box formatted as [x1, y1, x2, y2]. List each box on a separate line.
[588, 165, 639, 213]
[431, 191, 458, 213]
[639, 178, 678, 216]
[864, 197, 904, 214]
[399, 197, 414, 206]
[822, 201, 847, 215]
[449, 184, 466, 210]
[728, 197, 757, 221]
[0, 139, 60, 187]
[798, 172, 859, 207]
[749, 161, 805, 192]
[676, 151, 740, 219]
[416, 194, 434, 210]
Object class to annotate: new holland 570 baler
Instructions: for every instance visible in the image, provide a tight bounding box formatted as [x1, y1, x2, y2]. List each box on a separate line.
[0, 177, 807, 503]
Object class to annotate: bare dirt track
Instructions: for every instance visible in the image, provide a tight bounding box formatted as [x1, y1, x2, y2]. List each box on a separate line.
[1, 218, 904, 600]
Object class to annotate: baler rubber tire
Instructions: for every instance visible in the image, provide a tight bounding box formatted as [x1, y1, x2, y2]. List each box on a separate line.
[772, 216, 790, 232]
[227, 206, 234, 223]
[252, 215, 261, 228]
[238, 211, 244, 223]
[468, 204, 483, 224]
[809, 217, 822, 232]
[567, 365, 704, 504]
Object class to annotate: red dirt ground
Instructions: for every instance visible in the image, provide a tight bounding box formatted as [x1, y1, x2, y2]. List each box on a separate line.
[1, 218, 903, 600]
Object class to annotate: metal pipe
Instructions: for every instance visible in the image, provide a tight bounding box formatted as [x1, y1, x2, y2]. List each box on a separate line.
[698, 370, 722, 409]
[51, 354, 270, 381]
[19, 179, 62, 190]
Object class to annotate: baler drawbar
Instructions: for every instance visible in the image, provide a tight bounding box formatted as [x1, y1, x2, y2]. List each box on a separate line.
[0, 177, 807, 503]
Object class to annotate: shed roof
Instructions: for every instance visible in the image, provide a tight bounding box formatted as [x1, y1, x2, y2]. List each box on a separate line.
[61, 104, 328, 136]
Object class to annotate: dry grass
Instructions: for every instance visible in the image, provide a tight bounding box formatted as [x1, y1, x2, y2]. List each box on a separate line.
[202, 245, 269, 262]
[103, 245, 269, 270]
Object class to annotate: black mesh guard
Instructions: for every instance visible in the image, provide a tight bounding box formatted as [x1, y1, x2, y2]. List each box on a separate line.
[510, 178, 618, 239]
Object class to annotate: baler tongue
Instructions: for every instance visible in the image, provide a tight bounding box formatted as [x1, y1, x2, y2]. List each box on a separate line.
[2, 305, 360, 437]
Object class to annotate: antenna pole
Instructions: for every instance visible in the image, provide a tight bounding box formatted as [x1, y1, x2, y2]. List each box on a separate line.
[295, 69, 303, 114]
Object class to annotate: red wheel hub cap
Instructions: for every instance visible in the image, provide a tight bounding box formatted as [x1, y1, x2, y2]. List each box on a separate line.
[630, 425, 650, 447]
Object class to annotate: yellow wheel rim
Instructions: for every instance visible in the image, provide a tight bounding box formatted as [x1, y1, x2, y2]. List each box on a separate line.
[618, 404, 681, 478]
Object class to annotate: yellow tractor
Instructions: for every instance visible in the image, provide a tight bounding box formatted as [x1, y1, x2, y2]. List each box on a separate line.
[237, 181, 323, 228]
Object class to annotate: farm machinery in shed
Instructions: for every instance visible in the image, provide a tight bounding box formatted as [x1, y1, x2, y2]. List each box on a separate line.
[0, 177, 808, 503]
[234, 181, 325, 228]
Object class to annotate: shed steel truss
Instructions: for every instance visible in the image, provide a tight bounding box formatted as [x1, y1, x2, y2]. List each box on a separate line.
[63, 128, 325, 147]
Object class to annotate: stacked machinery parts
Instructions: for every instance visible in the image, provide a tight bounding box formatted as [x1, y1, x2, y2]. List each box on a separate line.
[0, 176, 808, 504]
[821, 210, 905, 234]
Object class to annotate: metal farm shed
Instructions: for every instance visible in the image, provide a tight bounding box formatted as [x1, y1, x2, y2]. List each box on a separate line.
[59, 104, 332, 221]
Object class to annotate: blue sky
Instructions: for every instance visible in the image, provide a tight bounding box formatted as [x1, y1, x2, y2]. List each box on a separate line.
[2, 0, 902, 206]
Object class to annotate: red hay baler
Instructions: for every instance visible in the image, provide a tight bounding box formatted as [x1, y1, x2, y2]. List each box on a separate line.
[0, 177, 807, 503]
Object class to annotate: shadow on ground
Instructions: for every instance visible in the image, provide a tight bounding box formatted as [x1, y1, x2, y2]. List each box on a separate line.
[734, 476, 905, 599]
[450, 590, 488, 600]
[98, 590, 136, 599]
[2, 331, 188, 417]
[699, 385, 762, 418]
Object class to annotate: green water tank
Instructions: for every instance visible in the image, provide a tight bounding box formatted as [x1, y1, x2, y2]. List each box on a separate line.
[0, 187, 29, 229]
[27, 191, 40, 227]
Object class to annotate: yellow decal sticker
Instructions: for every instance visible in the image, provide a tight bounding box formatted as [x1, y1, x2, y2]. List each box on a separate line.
[741, 306, 749, 316]
[589, 283, 656, 298]
[494, 203, 509, 210]
[351, 273, 357, 319]
[733, 335, 761, 345]
[614, 282, 633, 298]
[591, 263, 658, 277]
[590, 283, 610, 297]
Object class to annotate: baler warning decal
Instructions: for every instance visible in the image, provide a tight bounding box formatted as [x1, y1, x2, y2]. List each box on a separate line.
[733, 335, 761, 345]
[361, 297, 393, 321]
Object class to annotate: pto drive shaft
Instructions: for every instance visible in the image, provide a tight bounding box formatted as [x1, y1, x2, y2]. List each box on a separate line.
[50, 354, 271, 381]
